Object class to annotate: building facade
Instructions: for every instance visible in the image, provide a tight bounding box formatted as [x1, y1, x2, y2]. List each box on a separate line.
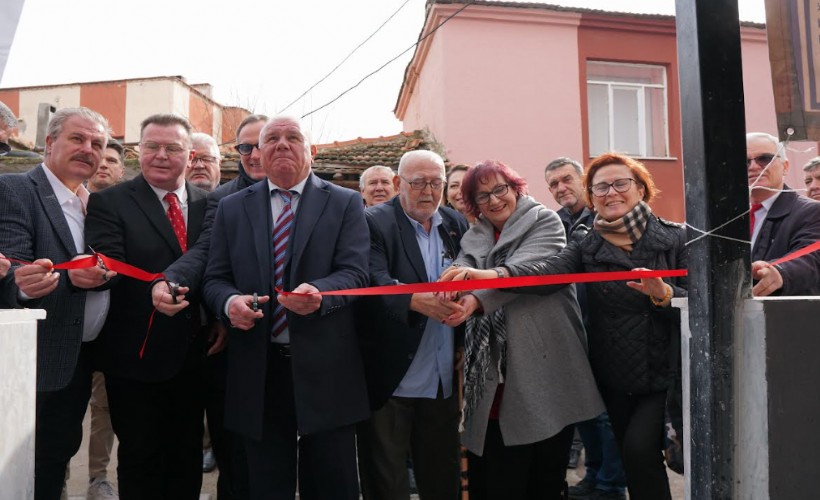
[395, 0, 816, 220]
[0, 75, 249, 147]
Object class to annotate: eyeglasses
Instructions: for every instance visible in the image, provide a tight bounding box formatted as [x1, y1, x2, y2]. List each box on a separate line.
[475, 184, 510, 205]
[590, 178, 637, 197]
[192, 155, 218, 166]
[235, 143, 259, 155]
[401, 176, 444, 191]
[746, 154, 776, 168]
[141, 142, 187, 156]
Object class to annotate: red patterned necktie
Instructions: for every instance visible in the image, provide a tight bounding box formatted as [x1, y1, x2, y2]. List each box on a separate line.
[271, 190, 294, 339]
[749, 203, 763, 236]
[164, 192, 187, 253]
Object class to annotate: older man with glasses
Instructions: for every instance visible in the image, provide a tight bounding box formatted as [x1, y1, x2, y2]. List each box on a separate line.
[187, 133, 222, 193]
[746, 132, 820, 296]
[356, 150, 468, 500]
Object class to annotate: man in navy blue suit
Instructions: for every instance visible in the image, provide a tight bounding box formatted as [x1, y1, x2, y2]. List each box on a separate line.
[202, 115, 370, 500]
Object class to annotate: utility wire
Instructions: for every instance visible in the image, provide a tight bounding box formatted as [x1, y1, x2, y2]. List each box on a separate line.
[279, 0, 413, 114]
[301, 1, 474, 119]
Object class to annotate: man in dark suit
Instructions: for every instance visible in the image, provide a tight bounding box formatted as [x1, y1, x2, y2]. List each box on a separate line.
[0, 107, 112, 499]
[85, 114, 209, 499]
[202, 115, 370, 500]
[747, 132, 820, 296]
[356, 150, 467, 499]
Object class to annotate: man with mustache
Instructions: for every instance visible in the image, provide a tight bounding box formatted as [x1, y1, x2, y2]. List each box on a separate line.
[88, 139, 125, 193]
[0, 107, 112, 499]
[747, 132, 820, 296]
[85, 114, 209, 498]
[360, 165, 397, 207]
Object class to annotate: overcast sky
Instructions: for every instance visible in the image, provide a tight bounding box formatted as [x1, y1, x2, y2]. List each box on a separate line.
[1, 0, 766, 144]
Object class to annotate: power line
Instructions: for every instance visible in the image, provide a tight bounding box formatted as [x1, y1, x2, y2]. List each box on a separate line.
[278, 0, 413, 114]
[301, 1, 474, 119]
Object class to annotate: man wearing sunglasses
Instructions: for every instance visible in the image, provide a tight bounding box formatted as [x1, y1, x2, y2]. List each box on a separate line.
[746, 132, 820, 296]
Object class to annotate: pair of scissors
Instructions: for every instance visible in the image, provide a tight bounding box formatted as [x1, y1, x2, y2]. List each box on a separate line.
[87, 245, 110, 281]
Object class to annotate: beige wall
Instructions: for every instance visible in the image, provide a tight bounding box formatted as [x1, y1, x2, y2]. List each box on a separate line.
[16, 86, 81, 144]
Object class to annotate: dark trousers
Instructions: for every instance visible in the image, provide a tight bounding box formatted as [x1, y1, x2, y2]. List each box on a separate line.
[467, 420, 573, 500]
[204, 347, 248, 499]
[357, 392, 460, 500]
[576, 412, 627, 491]
[105, 344, 205, 500]
[34, 342, 95, 500]
[601, 389, 671, 500]
[244, 344, 359, 500]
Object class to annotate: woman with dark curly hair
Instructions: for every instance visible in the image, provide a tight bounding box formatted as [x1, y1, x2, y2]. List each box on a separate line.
[441, 153, 686, 500]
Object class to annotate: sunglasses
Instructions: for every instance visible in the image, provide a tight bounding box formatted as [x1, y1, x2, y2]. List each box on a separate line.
[746, 153, 776, 168]
[235, 143, 259, 155]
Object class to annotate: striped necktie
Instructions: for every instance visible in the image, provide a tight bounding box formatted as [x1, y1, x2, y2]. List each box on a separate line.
[271, 190, 294, 339]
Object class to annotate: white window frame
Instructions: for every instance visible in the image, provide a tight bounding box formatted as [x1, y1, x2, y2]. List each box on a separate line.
[586, 61, 670, 159]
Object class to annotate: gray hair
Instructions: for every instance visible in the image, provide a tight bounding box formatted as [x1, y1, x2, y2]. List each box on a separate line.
[259, 115, 312, 152]
[397, 150, 445, 177]
[191, 132, 220, 160]
[545, 156, 583, 178]
[802, 156, 820, 173]
[359, 165, 395, 190]
[140, 114, 192, 145]
[746, 132, 788, 162]
[0, 101, 17, 129]
[47, 107, 111, 144]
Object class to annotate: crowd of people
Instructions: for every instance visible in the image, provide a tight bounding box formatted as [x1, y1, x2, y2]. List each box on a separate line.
[1, 102, 819, 500]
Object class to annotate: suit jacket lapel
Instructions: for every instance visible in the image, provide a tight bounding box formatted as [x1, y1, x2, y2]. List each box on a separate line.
[243, 182, 273, 293]
[29, 165, 78, 255]
[392, 198, 428, 282]
[752, 189, 794, 260]
[130, 175, 183, 258]
[185, 183, 205, 244]
[289, 174, 327, 281]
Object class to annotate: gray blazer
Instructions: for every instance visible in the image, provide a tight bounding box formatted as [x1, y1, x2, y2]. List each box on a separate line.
[456, 195, 604, 454]
[0, 165, 89, 391]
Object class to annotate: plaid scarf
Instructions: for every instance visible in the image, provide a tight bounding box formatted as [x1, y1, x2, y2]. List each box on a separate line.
[594, 200, 652, 251]
[463, 244, 508, 427]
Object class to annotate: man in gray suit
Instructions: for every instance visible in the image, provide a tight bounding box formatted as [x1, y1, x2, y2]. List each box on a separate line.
[0, 107, 112, 500]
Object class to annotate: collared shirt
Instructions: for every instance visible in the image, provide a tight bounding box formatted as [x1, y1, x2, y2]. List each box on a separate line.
[393, 209, 454, 399]
[751, 190, 781, 248]
[265, 176, 309, 344]
[148, 182, 189, 225]
[42, 164, 109, 342]
[223, 176, 310, 343]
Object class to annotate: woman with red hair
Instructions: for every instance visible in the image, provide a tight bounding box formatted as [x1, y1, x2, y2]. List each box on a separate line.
[441, 159, 604, 499]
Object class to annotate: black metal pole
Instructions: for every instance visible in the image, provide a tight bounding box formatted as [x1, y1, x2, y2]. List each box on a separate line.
[675, 0, 751, 498]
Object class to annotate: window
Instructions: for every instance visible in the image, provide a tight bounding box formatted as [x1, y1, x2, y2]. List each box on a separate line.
[586, 61, 669, 158]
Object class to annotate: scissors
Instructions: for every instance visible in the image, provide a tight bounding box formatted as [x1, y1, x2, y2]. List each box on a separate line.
[87, 245, 110, 281]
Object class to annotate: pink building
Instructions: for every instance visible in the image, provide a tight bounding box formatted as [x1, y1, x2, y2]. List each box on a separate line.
[395, 0, 816, 220]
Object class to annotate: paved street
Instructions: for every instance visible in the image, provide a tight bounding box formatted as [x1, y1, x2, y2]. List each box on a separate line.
[66, 406, 684, 499]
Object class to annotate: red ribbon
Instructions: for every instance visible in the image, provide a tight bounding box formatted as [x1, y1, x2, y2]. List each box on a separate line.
[771, 240, 820, 266]
[277, 269, 689, 297]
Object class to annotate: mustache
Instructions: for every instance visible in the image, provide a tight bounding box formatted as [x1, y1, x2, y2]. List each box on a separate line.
[71, 153, 95, 165]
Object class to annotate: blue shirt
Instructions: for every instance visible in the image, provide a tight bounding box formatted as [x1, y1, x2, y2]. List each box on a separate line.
[393, 210, 455, 399]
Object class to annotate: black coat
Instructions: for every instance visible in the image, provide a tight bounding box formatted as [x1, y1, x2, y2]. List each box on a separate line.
[509, 215, 688, 395]
[752, 189, 820, 296]
[357, 198, 468, 410]
[85, 175, 208, 381]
